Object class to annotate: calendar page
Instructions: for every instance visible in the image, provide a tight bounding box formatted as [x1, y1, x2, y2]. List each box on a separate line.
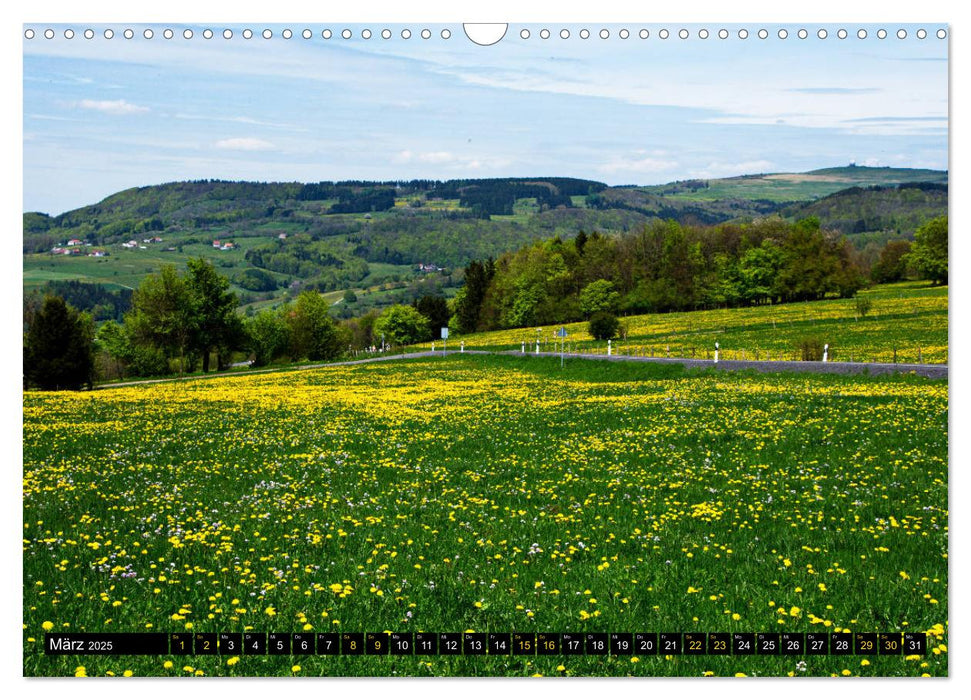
[21, 18, 948, 680]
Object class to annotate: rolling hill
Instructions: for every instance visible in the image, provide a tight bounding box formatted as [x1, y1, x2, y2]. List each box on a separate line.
[23, 166, 947, 318]
[638, 165, 948, 203]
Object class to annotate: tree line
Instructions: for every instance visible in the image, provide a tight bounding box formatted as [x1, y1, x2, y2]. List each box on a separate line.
[450, 215, 948, 334]
[23, 258, 453, 389]
[22, 215, 947, 390]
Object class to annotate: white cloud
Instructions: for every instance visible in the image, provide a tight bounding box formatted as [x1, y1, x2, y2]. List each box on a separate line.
[174, 113, 308, 133]
[391, 149, 512, 171]
[417, 151, 456, 164]
[77, 99, 149, 115]
[214, 137, 275, 152]
[597, 154, 679, 175]
[393, 150, 454, 164]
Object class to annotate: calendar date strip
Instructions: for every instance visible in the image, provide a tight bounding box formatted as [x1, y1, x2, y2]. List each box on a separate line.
[44, 631, 926, 657]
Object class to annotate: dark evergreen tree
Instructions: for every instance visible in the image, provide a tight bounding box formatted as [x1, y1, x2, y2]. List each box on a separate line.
[574, 229, 588, 256]
[24, 295, 94, 390]
[455, 260, 489, 333]
[413, 295, 450, 339]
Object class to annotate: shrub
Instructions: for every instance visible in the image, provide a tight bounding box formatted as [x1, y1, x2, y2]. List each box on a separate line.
[855, 296, 873, 318]
[588, 311, 620, 341]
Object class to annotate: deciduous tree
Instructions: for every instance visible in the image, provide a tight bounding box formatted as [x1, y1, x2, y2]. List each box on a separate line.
[907, 216, 948, 285]
[374, 304, 431, 347]
[126, 265, 197, 375]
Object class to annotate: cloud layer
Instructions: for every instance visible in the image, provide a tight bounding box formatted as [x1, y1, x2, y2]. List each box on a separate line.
[214, 137, 275, 151]
[77, 99, 149, 115]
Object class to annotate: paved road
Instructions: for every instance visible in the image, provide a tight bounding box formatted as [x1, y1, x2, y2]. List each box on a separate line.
[95, 349, 946, 389]
[480, 350, 948, 379]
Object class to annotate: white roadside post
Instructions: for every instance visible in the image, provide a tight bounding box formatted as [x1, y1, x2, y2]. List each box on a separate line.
[823, 343, 828, 362]
[432, 342, 435, 352]
[521, 341, 525, 354]
[461, 341, 465, 353]
[607, 339, 612, 356]
[714, 341, 720, 364]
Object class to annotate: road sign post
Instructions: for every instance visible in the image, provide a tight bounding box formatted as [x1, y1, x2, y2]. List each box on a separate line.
[441, 328, 448, 356]
[557, 327, 568, 368]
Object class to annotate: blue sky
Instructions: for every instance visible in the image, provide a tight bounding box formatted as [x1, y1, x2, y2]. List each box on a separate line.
[23, 23, 948, 215]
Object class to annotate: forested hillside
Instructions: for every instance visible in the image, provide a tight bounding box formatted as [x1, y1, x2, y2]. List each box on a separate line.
[783, 182, 947, 241]
[24, 167, 947, 319]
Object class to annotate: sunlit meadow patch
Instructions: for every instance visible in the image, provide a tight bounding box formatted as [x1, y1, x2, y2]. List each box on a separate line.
[23, 354, 947, 676]
[416, 282, 947, 365]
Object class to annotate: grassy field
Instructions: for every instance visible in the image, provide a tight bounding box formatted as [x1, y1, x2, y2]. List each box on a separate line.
[640, 167, 948, 203]
[24, 234, 420, 300]
[418, 282, 947, 365]
[23, 354, 947, 677]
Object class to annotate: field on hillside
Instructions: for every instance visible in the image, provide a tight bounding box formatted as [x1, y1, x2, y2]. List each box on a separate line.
[23, 355, 947, 677]
[641, 167, 948, 203]
[422, 283, 947, 365]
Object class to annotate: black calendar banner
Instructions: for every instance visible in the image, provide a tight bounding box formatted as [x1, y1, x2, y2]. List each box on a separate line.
[44, 632, 926, 657]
